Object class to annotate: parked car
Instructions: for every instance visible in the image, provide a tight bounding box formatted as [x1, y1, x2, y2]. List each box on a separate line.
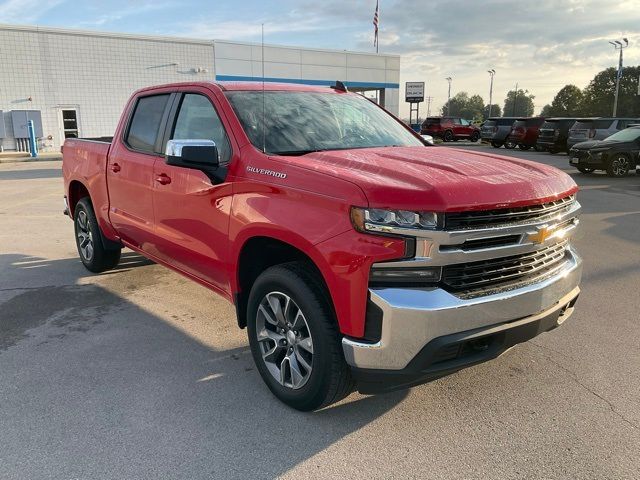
[567, 118, 640, 149]
[62, 81, 582, 410]
[421, 116, 480, 142]
[480, 117, 517, 148]
[505, 117, 545, 150]
[536, 118, 579, 153]
[569, 126, 640, 176]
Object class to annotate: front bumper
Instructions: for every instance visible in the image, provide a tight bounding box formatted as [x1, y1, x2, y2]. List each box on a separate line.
[343, 248, 582, 392]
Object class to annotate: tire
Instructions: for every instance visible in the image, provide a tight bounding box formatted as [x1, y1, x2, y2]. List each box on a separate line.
[606, 154, 630, 177]
[577, 166, 595, 174]
[470, 131, 480, 143]
[74, 197, 121, 273]
[247, 262, 354, 411]
[519, 144, 531, 151]
[443, 130, 454, 142]
[504, 140, 517, 149]
[533, 144, 542, 152]
[491, 141, 503, 148]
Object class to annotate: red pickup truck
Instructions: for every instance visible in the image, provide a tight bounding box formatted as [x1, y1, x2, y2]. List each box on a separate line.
[63, 81, 582, 411]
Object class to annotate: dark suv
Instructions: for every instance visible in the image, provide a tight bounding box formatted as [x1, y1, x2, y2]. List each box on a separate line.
[536, 118, 579, 153]
[505, 117, 545, 150]
[480, 117, 517, 148]
[421, 117, 480, 142]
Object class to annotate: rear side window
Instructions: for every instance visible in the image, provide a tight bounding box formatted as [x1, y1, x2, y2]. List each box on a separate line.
[126, 94, 170, 153]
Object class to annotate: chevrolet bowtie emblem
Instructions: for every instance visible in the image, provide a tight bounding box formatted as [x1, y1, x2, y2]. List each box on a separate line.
[528, 225, 557, 245]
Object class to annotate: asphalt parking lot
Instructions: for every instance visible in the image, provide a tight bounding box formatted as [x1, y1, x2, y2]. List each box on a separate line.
[1, 147, 639, 479]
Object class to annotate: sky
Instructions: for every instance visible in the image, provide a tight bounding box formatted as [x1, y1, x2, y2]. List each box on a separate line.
[1, 0, 639, 118]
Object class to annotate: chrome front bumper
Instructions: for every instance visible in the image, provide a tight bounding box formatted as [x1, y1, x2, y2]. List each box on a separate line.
[342, 247, 582, 371]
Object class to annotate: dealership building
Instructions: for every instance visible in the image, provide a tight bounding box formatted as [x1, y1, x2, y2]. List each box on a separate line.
[0, 24, 401, 152]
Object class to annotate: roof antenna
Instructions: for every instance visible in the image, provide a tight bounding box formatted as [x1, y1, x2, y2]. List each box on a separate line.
[331, 80, 348, 92]
[261, 23, 266, 153]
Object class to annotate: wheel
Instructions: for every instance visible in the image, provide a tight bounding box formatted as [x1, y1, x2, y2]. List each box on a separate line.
[577, 166, 595, 174]
[247, 262, 354, 411]
[443, 130, 454, 142]
[74, 197, 121, 273]
[548, 148, 557, 154]
[504, 141, 517, 149]
[519, 144, 531, 151]
[470, 131, 480, 143]
[533, 144, 542, 152]
[606, 154, 630, 177]
[491, 141, 503, 148]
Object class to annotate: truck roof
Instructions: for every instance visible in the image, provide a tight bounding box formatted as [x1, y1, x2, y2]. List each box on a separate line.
[134, 81, 342, 95]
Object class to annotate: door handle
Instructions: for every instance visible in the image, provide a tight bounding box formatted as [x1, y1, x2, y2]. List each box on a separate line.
[155, 173, 172, 185]
[111, 162, 121, 173]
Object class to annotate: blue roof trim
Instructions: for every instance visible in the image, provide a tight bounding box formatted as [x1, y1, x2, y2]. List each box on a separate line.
[215, 74, 399, 89]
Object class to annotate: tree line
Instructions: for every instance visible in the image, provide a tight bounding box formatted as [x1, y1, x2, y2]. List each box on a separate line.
[437, 65, 639, 121]
[541, 66, 640, 117]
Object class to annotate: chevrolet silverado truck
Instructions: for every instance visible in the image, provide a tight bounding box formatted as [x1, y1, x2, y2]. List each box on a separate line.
[62, 81, 582, 411]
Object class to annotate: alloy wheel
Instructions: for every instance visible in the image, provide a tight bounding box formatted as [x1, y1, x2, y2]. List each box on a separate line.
[255, 292, 314, 390]
[612, 156, 629, 176]
[76, 210, 94, 261]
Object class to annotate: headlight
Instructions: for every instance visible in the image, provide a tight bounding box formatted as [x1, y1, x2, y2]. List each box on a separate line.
[350, 207, 438, 234]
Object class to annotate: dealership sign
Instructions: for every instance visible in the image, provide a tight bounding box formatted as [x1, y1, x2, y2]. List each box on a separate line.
[405, 82, 425, 103]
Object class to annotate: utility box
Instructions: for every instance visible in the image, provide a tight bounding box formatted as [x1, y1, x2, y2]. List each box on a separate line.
[11, 110, 43, 138]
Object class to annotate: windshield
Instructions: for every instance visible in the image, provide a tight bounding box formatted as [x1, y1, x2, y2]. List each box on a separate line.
[226, 91, 423, 155]
[604, 128, 640, 142]
[541, 121, 559, 129]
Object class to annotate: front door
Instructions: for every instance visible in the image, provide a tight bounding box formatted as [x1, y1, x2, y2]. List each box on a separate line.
[152, 90, 235, 293]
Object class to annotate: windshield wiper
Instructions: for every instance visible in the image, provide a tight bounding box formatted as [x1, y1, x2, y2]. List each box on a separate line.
[271, 149, 324, 156]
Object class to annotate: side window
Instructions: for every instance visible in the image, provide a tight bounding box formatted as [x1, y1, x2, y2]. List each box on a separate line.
[617, 120, 627, 130]
[172, 94, 232, 164]
[126, 94, 170, 153]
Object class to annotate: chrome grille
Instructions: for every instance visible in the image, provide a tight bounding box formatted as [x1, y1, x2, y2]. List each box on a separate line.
[444, 195, 575, 230]
[442, 241, 569, 294]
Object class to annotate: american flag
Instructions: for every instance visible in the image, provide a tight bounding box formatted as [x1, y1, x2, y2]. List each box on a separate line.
[373, 0, 379, 50]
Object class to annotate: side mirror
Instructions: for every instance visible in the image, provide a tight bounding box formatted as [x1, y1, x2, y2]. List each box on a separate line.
[165, 139, 219, 170]
[421, 134, 435, 146]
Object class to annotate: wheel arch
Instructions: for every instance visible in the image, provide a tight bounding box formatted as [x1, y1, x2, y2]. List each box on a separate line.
[234, 235, 335, 330]
[67, 179, 91, 217]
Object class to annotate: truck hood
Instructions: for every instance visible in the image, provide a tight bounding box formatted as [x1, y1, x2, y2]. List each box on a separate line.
[291, 146, 577, 211]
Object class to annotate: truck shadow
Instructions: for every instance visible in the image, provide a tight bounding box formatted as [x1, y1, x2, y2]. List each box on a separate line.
[0, 167, 62, 180]
[0, 253, 407, 479]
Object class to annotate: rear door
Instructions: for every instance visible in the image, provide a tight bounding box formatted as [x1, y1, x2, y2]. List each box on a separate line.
[151, 88, 236, 293]
[107, 93, 172, 248]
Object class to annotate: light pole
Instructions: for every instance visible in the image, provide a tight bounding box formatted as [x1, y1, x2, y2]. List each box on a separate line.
[487, 69, 495, 118]
[445, 77, 452, 115]
[609, 38, 629, 117]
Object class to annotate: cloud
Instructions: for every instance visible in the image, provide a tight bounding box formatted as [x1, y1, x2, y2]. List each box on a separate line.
[0, 0, 64, 23]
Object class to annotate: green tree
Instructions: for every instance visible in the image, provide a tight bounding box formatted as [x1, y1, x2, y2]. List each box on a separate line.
[545, 84, 583, 117]
[503, 89, 535, 117]
[441, 92, 485, 120]
[580, 66, 640, 116]
[540, 104, 553, 117]
[483, 104, 502, 119]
